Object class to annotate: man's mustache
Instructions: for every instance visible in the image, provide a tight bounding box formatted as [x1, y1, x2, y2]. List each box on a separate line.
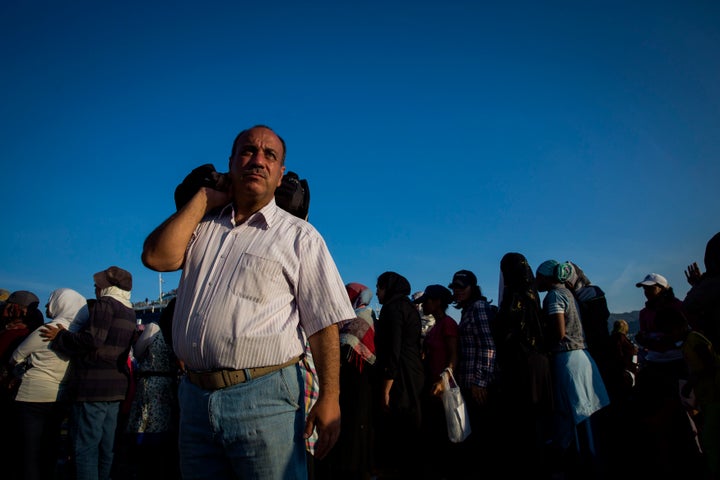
[238, 167, 267, 178]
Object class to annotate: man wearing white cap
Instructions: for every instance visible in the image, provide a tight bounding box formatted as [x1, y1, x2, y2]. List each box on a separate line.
[636, 272, 670, 289]
[634, 272, 684, 365]
[632, 272, 700, 477]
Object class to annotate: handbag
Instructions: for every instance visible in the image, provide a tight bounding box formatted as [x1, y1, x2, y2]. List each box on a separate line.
[440, 368, 471, 443]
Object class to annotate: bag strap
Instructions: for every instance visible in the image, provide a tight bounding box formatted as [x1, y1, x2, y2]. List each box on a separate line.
[443, 368, 459, 388]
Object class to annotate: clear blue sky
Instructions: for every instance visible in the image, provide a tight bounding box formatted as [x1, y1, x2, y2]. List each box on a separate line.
[1, 1, 718, 320]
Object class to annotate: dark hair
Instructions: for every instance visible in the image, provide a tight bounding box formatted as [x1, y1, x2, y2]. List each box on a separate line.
[376, 271, 411, 299]
[230, 125, 287, 164]
[705, 231, 720, 276]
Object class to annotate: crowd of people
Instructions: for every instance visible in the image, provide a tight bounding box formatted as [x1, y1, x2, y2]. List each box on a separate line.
[1, 124, 718, 480]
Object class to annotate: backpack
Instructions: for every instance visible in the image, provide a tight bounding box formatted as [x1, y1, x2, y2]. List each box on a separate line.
[574, 284, 611, 354]
[274, 171, 310, 220]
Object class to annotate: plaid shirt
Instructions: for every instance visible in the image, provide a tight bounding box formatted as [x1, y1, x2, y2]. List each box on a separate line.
[301, 340, 319, 454]
[457, 299, 497, 389]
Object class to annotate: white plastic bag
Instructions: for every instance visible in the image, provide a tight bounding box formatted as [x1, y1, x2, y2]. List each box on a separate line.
[440, 368, 471, 443]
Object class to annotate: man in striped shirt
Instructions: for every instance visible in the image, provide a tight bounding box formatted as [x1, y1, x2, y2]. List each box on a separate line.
[142, 125, 355, 480]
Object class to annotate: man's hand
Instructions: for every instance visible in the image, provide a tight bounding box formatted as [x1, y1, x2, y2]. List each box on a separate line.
[305, 324, 342, 460]
[470, 385, 489, 405]
[685, 262, 702, 287]
[201, 186, 232, 212]
[39, 323, 65, 342]
[304, 395, 341, 460]
[431, 379, 445, 397]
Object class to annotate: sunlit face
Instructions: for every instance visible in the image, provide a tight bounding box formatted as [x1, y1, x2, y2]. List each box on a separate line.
[229, 127, 285, 203]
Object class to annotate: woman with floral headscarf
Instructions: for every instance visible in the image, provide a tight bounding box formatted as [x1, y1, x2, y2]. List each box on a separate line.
[535, 260, 609, 476]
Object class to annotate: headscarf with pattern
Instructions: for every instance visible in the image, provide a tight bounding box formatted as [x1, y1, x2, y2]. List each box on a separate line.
[341, 283, 376, 371]
[536, 260, 573, 283]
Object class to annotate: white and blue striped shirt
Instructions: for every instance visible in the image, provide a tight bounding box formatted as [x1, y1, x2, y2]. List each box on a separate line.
[173, 199, 355, 371]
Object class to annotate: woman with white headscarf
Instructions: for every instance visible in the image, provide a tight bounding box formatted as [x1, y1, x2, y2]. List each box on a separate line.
[10, 288, 89, 480]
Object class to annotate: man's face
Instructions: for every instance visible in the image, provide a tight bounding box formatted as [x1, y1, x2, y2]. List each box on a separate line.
[228, 127, 285, 202]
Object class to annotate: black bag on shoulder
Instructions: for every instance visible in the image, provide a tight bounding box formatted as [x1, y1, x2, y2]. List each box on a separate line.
[564, 262, 611, 356]
[173, 164, 309, 220]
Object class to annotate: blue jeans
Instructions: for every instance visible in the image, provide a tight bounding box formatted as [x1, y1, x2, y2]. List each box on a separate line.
[71, 401, 120, 480]
[178, 364, 307, 480]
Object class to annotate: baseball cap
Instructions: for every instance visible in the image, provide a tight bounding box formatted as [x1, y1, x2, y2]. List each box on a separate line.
[448, 270, 477, 289]
[413, 284, 453, 304]
[635, 273, 669, 289]
[6, 290, 40, 309]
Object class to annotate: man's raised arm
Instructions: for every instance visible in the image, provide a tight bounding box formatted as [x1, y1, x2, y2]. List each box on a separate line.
[142, 187, 230, 272]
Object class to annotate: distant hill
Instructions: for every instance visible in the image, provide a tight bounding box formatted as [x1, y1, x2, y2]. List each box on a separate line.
[609, 311, 641, 337]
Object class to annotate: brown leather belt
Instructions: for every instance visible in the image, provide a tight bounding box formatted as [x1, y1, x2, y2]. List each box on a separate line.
[185, 356, 301, 391]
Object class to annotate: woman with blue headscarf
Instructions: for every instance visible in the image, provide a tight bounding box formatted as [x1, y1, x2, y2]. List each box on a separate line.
[535, 260, 609, 477]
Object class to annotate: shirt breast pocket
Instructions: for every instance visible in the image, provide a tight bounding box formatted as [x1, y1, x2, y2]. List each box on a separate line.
[229, 253, 284, 304]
